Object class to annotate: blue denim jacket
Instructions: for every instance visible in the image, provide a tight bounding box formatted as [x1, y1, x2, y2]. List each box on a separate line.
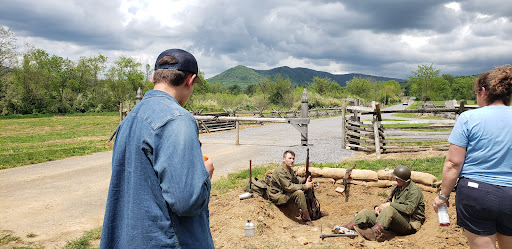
[100, 90, 214, 249]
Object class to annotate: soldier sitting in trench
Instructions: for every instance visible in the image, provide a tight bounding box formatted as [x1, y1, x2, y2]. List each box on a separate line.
[341, 166, 425, 241]
[266, 150, 326, 226]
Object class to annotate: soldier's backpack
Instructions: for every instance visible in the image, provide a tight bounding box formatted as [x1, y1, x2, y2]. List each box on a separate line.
[243, 176, 270, 199]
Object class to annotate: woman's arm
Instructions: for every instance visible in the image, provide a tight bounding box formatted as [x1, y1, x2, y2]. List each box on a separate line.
[433, 143, 466, 211]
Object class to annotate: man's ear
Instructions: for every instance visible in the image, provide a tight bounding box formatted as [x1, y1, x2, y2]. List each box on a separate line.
[185, 74, 196, 88]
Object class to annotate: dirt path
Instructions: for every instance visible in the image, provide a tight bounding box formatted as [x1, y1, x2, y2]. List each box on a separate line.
[0, 152, 112, 248]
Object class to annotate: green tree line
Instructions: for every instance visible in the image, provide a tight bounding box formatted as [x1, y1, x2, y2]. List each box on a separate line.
[1, 26, 477, 116]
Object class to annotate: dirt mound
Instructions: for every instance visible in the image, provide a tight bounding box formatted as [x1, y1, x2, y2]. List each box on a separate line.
[209, 182, 467, 248]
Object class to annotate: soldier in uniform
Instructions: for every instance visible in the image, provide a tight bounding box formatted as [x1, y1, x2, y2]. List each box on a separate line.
[342, 166, 425, 241]
[267, 150, 315, 225]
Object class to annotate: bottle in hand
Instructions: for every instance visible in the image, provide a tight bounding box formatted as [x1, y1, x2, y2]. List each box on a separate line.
[437, 204, 450, 226]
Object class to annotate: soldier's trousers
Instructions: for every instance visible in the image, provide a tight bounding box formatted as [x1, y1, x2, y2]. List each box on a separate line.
[276, 190, 308, 212]
[353, 206, 413, 235]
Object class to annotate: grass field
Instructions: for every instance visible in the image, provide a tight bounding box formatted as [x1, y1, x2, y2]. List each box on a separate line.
[0, 113, 119, 170]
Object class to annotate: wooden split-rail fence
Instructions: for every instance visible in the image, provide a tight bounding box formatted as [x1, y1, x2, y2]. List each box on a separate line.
[341, 100, 478, 158]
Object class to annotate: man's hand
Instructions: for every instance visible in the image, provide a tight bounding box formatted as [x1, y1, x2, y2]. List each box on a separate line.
[305, 176, 313, 189]
[204, 157, 214, 179]
[374, 202, 391, 215]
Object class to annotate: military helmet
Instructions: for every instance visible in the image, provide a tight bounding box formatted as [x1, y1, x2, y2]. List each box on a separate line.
[392, 165, 411, 182]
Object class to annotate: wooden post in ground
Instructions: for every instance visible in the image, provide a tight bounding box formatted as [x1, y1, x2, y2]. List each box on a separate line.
[372, 101, 381, 159]
[301, 89, 309, 146]
[341, 99, 347, 150]
[119, 102, 123, 122]
[235, 121, 240, 145]
[353, 99, 360, 150]
[457, 99, 465, 119]
[136, 87, 143, 104]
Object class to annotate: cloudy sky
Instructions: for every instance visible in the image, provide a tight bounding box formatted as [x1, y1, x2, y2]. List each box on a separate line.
[1, 0, 511, 80]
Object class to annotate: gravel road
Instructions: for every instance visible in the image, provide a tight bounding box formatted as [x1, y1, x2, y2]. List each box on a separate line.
[202, 115, 354, 181]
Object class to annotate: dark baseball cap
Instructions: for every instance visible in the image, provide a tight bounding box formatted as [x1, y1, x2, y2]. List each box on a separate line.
[154, 49, 203, 85]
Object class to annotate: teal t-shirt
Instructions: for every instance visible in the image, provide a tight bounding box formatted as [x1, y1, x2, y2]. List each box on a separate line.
[448, 106, 512, 187]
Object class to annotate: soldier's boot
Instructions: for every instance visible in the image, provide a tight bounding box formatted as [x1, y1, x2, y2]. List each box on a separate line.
[342, 221, 357, 230]
[300, 210, 314, 226]
[355, 222, 385, 241]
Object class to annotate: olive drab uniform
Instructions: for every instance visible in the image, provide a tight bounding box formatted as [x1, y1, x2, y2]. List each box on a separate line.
[353, 181, 425, 235]
[267, 163, 308, 212]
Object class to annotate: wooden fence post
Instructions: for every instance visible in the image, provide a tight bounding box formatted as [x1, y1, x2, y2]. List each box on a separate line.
[235, 121, 240, 145]
[136, 87, 142, 104]
[119, 102, 123, 122]
[372, 101, 381, 159]
[457, 99, 465, 119]
[353, 99, 360, 150]
[341, 99, 347, 149]
[301, 89, 309, 146]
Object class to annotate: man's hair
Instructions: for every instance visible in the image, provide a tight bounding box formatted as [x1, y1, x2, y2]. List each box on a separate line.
[153, 55, 191, 86]
[474, 65, 512, 106]
[283, 150, 295, 158]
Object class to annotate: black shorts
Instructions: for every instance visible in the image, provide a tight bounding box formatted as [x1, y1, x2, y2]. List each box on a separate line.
[456, 178, 512, 236]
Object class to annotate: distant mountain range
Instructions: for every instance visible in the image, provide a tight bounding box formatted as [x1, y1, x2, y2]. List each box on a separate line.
[206, 65, 406, 88]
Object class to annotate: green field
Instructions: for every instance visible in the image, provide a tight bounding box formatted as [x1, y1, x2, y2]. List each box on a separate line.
[0, 113, 119, 170]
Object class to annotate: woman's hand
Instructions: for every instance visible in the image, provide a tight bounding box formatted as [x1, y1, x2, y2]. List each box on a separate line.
[432, 196, 449, 212]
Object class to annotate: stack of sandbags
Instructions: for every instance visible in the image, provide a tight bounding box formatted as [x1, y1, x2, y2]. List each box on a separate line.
[376, 169, 438, 192]
[293, 166, 439, 192]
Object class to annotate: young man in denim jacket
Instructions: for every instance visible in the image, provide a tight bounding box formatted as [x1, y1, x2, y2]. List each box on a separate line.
[100, 49, 215, 248]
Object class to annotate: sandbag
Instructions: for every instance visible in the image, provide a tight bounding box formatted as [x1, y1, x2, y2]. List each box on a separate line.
[432, 180, 442, 188]
[367, 180, 394, 188]
[294, 166, 305, 176]
[320, 167, 346, 179]
[377, 169, 394, 180]
[336, 179, 394, 188]
[312, 177, 336, 184]
[294, 166, 322, 177]
[417, 183, 438, 193]
[350, 169, 378, 181]
[411, 171, 438, 186]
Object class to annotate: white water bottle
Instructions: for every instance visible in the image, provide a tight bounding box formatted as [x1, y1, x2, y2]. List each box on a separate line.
[244, 220, 255, 237]
[437, 204, 450, 226]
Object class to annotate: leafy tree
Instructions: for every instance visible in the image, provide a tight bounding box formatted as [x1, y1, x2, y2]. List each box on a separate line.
[105, 56, 144, 106]
[309, 77, 344, 97]
[69, 55, 108, 112]
[0, 26, 18, 114]
[451, 76, 476, 100]
[380, 80, 402, 105]
[346, 76, 374, 99]
[258, 74, 294, 108]
[0, 26, 18, 70]
[244, 84, 256, 96]
[442, 74, 454, 87]
[408, 64, 441, 102]
[6, 49, 47, 113]
[228, 84, 241, 95]
[428, 77, 451, 101]
[210, 82, 225, 94]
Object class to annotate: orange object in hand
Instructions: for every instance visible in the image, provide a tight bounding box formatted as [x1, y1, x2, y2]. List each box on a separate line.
[203, 156, 209, 161]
